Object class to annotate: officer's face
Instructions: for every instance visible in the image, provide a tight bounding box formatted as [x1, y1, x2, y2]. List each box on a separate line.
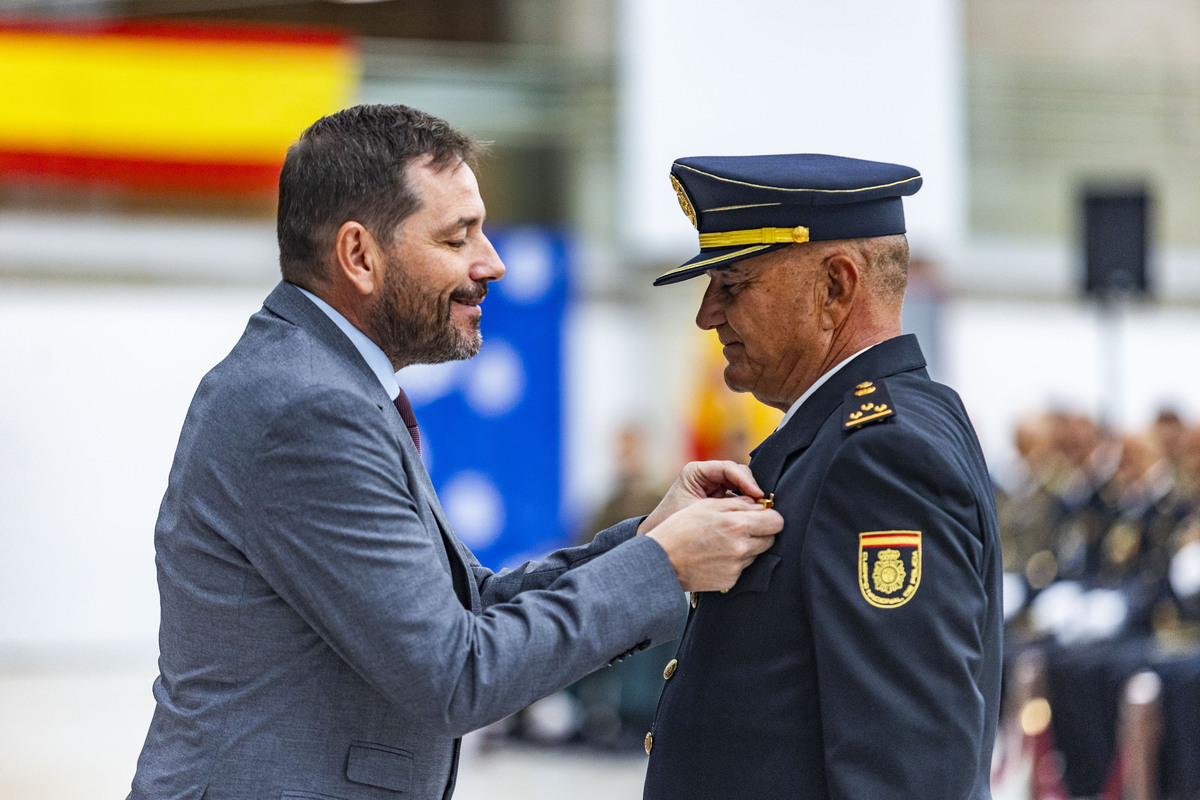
[695, 244, 831, 411]
[364, 155, 506, 369]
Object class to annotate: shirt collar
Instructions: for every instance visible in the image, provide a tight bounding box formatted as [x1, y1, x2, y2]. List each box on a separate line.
[776, 343, 877, 430]
[295, 286, 400, 402]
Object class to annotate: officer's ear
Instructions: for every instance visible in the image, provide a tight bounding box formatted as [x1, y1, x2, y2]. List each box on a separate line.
[819, 249, 860, 330]
[334, 221, 385, 298]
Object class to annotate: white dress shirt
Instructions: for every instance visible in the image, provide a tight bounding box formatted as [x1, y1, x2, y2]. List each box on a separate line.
[776, 344, 877, 430]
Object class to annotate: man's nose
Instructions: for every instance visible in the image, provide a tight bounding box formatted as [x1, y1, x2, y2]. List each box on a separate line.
[695, 278, 723, 330]
[474, 234, 506, 282]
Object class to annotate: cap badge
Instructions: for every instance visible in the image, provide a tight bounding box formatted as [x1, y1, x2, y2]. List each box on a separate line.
[859, 531, 922, 609]
[670, 173, 698, 230]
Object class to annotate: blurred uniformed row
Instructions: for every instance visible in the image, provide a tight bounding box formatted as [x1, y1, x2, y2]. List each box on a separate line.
[997, 409, 1200, 645]
[994, 409, 1200, 799]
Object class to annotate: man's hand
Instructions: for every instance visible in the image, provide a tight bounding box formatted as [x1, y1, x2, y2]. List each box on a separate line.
[645, 496, 782, 592]
[638, 461, 766, 535]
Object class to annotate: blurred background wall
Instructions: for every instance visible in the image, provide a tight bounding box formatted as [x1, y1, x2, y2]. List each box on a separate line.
[1, 0, 1199, 793]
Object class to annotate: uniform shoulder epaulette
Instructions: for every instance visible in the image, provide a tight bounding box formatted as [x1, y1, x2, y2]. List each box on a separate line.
[842, 380, 897, 431]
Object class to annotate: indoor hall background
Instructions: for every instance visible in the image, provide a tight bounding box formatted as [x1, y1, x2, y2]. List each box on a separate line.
[3, 1, 1200, 798]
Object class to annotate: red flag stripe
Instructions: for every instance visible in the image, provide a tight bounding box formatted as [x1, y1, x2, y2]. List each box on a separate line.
[861, 533, 920, 548]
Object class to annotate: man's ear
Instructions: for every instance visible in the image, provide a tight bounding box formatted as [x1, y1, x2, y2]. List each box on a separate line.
[820, 250, 860, 330]
[334, 221, 381, 298]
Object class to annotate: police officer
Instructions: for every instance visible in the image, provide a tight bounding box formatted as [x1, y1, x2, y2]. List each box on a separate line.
[643, 154, 1003, 800]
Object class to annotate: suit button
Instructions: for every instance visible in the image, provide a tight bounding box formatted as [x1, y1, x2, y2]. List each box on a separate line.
[644, 732, 654, 754]
[663, 658, 678, 680]
[690, 592, 699, 608]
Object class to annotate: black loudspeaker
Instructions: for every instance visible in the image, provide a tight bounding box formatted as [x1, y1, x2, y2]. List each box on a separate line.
[1081, 187, 1151, 298]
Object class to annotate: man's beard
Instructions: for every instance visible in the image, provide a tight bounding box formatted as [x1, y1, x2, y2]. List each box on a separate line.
[365, 255, 488, 369]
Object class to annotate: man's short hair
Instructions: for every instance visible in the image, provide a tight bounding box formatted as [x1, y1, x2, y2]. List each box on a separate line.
[277, 104, 480, 287]
[853, 234, 909, 303]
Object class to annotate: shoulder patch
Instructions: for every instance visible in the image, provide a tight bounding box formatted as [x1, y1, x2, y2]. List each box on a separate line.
[843, 380, 896, 430]
[859, 531, 922, 608]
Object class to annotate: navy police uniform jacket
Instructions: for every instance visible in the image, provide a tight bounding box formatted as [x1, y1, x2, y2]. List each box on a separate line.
[644, 334, 1003, 800]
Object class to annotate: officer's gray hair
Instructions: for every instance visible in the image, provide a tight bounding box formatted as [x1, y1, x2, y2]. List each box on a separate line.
[853, 234, 909, 304]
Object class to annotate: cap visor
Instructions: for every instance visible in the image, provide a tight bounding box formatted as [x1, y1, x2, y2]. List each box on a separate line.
[652, 242, 790, 286]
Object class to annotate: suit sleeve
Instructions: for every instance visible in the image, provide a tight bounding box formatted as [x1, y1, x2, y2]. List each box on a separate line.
[242, 388, 685, 737]
[802, 425, 991, 800]
[466, 519, 642, 606]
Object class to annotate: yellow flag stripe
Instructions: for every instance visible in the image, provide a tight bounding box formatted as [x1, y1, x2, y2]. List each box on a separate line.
[0, 26, 357, 161]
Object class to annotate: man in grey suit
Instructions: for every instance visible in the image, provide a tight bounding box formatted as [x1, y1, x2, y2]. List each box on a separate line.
[127, 104, 781, 800]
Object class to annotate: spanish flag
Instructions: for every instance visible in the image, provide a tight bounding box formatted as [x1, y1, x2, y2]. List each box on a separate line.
[0, 18, 358, 194]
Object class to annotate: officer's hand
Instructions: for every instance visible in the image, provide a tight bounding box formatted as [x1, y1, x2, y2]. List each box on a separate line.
[646, 496, 782, 592]
[638, 460, 766, 535]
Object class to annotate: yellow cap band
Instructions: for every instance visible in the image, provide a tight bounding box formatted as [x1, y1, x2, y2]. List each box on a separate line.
[697, 225, 809, 249]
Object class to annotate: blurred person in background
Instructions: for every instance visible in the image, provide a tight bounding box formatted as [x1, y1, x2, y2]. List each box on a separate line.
[1171, 434, 1200, 623]
[572, 424, 679, 746]
[996, 414, 1070, 578]
[1093, 433, 1185, 631]
[1151, 407, 1188, 477]
[1176, 424, 1200, 508]
[641, 154, 1002, 800]
[580, 424, 673, 543]
[994, 412, 1071, 630]
[127, 104, 784, 800]
[1042, 411, 1120, 585]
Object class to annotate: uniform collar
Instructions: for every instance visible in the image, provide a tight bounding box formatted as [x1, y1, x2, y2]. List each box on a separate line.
[776, 343, 877, 430]
[749, 335, 927, 490]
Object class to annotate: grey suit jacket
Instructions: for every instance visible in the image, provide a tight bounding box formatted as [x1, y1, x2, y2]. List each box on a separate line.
[129, 282, 686, 800]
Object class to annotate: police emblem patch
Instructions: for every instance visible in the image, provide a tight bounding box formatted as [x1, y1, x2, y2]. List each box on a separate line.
[859, 531, 921, 608]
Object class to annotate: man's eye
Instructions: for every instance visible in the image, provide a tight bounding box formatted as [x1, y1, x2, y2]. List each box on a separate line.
[447, 240, 466, 249]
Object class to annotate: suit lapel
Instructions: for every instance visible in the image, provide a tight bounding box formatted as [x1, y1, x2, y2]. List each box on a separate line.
[265, 282, 478, 611]
[749, 335, 928, 492]
[395, 430, 479, 611]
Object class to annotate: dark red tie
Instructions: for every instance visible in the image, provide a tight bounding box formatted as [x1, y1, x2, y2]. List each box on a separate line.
[392, 388, 421, 454]
[394, 387, 470, 607]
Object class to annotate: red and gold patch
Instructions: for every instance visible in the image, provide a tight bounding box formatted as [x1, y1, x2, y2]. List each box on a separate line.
[858, 531, 921, 609]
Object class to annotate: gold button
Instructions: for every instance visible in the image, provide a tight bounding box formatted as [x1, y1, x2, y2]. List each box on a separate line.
[690, 591, 699, 608]
[644, 732, 654, 754]
[720, 588, 729, 594]
[663, 658, 678, 680]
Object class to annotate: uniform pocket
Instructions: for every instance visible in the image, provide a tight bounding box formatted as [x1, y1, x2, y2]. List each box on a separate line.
[344, 741, 414, 793]
[726, 552, 782, 597]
